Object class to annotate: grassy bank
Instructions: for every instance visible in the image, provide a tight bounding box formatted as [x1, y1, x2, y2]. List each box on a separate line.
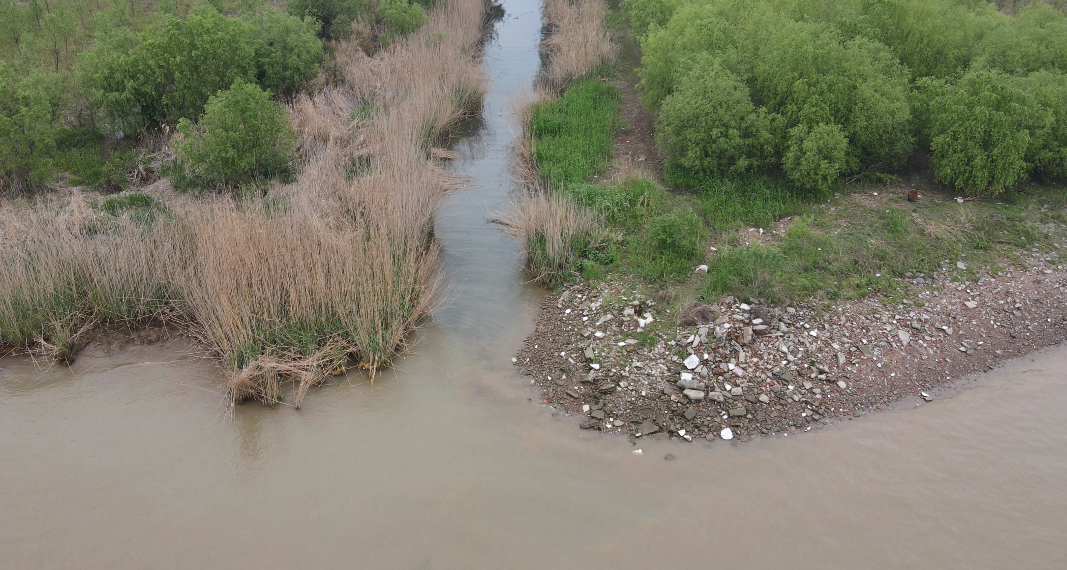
[1, 0, 495, 410]
[508, 0, 1067, 316]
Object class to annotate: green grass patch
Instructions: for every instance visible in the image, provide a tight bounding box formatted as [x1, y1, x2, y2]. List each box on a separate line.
[702, 190, 1062, 304]
[531, 79, 621, 188]
[667, 166, 813, 233]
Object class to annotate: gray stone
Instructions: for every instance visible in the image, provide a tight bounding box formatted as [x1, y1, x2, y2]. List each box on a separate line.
[591, 409, 606, 419]
[677, 378, 707, 391]
[837, 380, 847, 389]
[612, 420, 624, 427]
[729, 406, 746, 417]
[742, 326, 753, 345]
[597, 381, 615, 394]
[581, 371, 595, 383]
[684, 406, 697, 420]
[580, 419, 599, 429]
[584, 346, 594, 360]
[708, 391, 725, 402]
[857, 343, 874, 357]
[639, 420, 660, 436]
[758, 394, 770, 403]
[682, 389, 706, 402]
[566, 390, 579, 399]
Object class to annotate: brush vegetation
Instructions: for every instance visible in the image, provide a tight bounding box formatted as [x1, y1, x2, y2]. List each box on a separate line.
[624, 0, 1067, 196]
[0, 0, 438, 193]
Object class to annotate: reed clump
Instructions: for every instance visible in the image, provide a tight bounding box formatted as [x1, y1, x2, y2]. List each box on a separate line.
[541, 0, 615, 90]
[0, 0, 494, 410]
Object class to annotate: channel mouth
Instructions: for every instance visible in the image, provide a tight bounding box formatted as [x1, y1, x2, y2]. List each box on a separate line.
[1, 1, 1066, 568]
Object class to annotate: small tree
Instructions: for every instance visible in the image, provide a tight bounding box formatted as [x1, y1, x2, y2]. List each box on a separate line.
[174, 80, 296, 189]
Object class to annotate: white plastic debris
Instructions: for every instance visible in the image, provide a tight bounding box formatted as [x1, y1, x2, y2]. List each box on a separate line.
[632, 449, 643, 455]
[720, 428, 734, 440]
[695, 264, 708, 273]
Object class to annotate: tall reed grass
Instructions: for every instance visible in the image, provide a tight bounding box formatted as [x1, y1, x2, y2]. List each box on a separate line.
[0, 0, 494, 410]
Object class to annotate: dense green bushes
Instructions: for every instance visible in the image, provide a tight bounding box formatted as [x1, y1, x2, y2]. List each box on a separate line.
[0, 1, 328, 191]
[0, 64, 59, 191]
[85, 6, 322, 131]
[625, 0, 1067, 195]
[174, 80, 296, 188]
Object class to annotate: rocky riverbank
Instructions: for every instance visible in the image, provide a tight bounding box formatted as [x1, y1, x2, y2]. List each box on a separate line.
[514, 256, 1067, 443]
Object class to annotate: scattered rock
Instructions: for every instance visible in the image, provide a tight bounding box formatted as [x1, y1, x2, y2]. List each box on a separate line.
[898, 330, 911, 345]
[683, 406, 697, 420]
[580, 419, 599, 430]
[665, 453, 675, 460]
[639, 420, 660, 436]
[682, 389, 706, 402]
[729, 406, 746, 417]
[678, 378, 706, 391]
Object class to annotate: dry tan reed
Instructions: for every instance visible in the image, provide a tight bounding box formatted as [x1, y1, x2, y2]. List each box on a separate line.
[0, 0, 494, 410]
[541, 0, 615, 90]
[498, 190, 603, 286]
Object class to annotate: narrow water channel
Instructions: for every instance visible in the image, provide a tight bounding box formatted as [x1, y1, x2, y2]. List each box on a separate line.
[2, 1, 1066, 568]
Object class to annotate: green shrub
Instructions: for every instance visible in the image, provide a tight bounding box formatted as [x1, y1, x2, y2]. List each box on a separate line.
[130, 7, 258, 125]
[0, 65, 59, 191]
[1016, 70, 1067, 178]
[174, 80, 296, 188]
[782, 122, 850, 192]
[622, 0, 673, 39]
[978, 3, 1067, 75]
[250, 10, 325, 97]
[655, 55, 774, 176]
[287, 0, 369, 39]
[922, 70, 1048, 195]
[82, 6, 292, 129]
[377, 0, 427, 38]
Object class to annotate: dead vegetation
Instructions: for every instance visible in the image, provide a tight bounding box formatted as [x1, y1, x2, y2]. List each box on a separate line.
[0, 0, 494, 411]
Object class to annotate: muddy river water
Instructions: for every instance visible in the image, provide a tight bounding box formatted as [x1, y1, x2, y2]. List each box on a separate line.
[3, 1, 1067, 568]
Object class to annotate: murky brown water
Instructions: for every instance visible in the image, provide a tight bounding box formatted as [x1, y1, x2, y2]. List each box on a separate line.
[3, 2, 1067, 568]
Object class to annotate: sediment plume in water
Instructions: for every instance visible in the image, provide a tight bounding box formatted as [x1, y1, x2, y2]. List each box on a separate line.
[0, 0, 496, 410]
